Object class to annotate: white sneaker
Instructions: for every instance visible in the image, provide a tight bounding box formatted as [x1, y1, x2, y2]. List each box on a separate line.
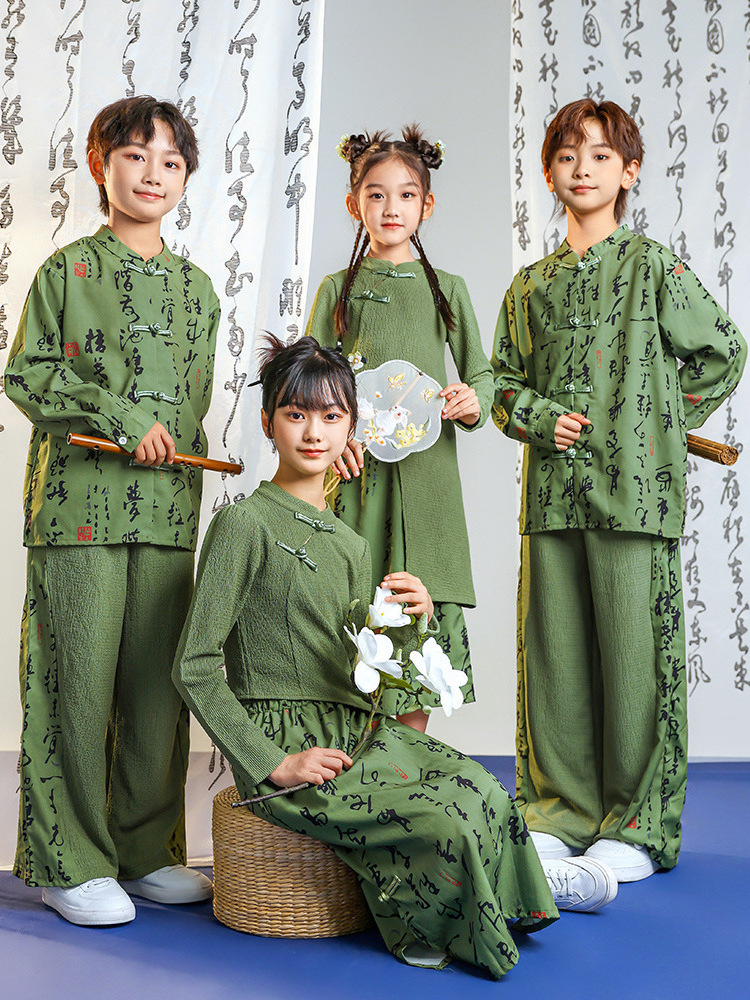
[121, 864, 213, 904]
[530, 831, 576, 859]
[42, 877, 136, 926]
[543, 857, 618, 912]
[584, 839, 660, 882]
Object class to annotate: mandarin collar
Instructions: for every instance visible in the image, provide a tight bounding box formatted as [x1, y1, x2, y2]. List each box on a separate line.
[91, 225, 174, 268]
[560, 224, 631, 262]
[255, 480, 335, 521]
[360, 256, 423, 274]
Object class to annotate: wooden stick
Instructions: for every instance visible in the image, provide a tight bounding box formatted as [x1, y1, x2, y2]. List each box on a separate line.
[67, 433, 243, 475]
[232, 782, 312, 807]
[686, 434, 739, 466]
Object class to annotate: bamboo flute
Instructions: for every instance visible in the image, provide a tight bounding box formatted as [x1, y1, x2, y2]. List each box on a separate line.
[67, 433, 243, 475]
[686, 434, 739, 466]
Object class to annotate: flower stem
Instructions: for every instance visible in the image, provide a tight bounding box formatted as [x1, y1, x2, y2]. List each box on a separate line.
[351, 684, 384, 757]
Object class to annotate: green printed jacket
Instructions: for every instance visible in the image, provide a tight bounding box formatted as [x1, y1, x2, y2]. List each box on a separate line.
[5, 226, 220, 550]
[306, 258, 494, 606]
[491, 226, 746, 537]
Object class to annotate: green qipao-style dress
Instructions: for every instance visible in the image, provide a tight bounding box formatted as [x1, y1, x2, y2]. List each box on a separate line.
[305, 258, 495, 706]
[173, 481, 557, 978]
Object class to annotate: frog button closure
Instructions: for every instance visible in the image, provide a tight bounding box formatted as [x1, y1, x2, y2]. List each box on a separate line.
[143, 262, 158, 277]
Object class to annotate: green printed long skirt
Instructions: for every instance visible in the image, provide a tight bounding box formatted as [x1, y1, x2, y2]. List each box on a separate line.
[241, 701, 557, 980]
[330, 456, 475, 709]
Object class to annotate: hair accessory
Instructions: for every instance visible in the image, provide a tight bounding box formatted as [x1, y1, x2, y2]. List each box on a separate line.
[335, 134, 350, 161]
[434, 139, 446, 163]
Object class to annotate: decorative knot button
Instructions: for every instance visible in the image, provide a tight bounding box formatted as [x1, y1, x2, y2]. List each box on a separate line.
[276, 540, 318, 571]
[294, 511, 335, 532]
[570, 316, 581, 326]
[143, 262, 157, 276]
[353, 289, 390, 303]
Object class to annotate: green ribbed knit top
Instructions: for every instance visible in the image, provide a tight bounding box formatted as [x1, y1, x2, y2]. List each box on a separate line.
[173, 480, 426, 786]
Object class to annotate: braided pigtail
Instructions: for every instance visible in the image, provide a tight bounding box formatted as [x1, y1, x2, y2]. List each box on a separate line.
[411, 230, 455, 332]
[334, 222, 370, 341]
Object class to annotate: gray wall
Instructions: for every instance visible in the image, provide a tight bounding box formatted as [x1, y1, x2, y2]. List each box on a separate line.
[309, 2, 520, 753]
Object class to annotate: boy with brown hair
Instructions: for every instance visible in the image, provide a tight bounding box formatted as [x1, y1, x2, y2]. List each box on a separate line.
[491, 99, 745, 882]
[5, 95, 219, 924]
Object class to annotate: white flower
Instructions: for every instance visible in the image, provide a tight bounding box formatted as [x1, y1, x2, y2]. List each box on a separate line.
[348, 351, 364, 371]
[368, 586, 411, 628]
[409, 638, 468, 717]
[345, 624, 403, 694]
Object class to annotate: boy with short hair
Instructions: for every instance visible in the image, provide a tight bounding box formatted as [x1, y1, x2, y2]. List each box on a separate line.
[491, 99, 746, 882]
[5, 95, 220, 924]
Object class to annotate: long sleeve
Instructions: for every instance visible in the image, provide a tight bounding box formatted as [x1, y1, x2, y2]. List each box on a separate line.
[305, 275, 340, 350]
[490, 285, 568, 450]
[656, 259, 746, 431]
[5, 265, 155, 450]
[446, 275, 495, 432]
[172, 506, 287, 786]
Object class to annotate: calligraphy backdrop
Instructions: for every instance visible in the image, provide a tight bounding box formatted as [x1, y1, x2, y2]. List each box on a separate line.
[510, 0, 749, 757]
[0, 0, 324, 865]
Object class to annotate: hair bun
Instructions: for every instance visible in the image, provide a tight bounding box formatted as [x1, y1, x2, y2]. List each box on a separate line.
[336, 132, 372, 163]
[401, 124, 444, 169]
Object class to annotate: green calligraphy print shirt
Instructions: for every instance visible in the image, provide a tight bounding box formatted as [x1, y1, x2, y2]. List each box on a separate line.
[491, 226, 746, 538]
[5, 226, 220, 550]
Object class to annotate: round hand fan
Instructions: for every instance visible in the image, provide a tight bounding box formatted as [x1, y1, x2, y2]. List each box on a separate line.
[354, 360, 445, 462]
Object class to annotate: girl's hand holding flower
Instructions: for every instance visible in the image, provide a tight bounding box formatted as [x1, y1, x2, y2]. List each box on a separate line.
[381, 572, 434, 619]
[439, 382, 480, 426]
[368, 586, 411, 628]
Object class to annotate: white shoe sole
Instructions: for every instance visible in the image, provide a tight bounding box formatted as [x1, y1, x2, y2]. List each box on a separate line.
[42, 888, 135, 926]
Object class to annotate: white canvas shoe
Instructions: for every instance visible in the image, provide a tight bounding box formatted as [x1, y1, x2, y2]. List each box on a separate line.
[543, 857, 618, 912]
[42, 877, 136, 926]
[121, 865, 213, 904]
[584, 839, 660, 882]
[530, 831, 577, 859]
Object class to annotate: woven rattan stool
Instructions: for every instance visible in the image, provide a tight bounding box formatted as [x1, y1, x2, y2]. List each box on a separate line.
[212, 785, 373, 937]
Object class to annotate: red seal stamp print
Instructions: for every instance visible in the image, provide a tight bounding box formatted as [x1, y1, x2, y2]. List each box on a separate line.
[77, 527, 92, 541]
[64, 342, 80, 357]
[74, 263, 87, 277]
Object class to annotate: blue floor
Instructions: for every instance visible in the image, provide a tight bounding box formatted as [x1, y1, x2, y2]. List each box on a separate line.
[1, 760, 748, 1000]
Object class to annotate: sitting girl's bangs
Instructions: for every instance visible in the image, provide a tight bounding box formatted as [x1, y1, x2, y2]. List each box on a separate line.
[275, 366, 354, 418]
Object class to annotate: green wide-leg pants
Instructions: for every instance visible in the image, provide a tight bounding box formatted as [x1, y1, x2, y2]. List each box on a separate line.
[15, 544, 194, 887]
[516, 529, 686, 869]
